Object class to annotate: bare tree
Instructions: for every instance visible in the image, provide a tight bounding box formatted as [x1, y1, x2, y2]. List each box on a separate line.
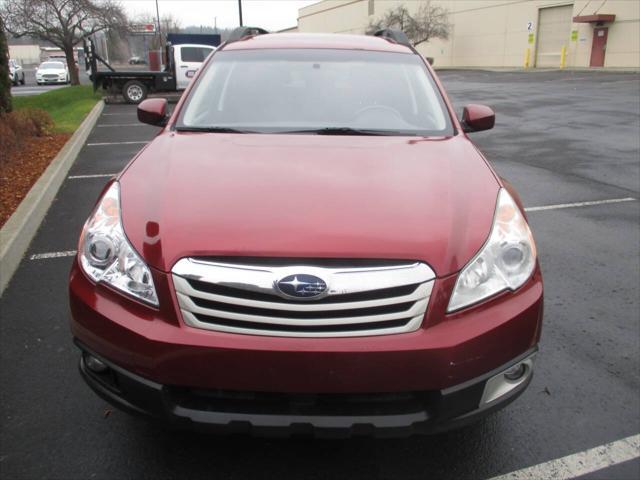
[0, 16, 11, 113]
[367, 2, 450, 47]
[160, 13, 181, 35]
[1, 0, 127, 85]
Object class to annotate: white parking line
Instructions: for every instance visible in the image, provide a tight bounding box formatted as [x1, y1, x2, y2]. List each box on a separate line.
[86, 141, 148, 146]
[97, 124, 146, 127]
[68, 174, 116, 179]
[487, 433, 640, 480]
[29, 250, 77, 260]
[525, 197, 636, 212]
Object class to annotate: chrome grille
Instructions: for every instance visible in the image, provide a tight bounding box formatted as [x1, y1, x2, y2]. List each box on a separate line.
[172, 258, 435, 338]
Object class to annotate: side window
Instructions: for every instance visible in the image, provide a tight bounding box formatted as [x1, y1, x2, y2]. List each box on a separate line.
[181, 47, 213, 63]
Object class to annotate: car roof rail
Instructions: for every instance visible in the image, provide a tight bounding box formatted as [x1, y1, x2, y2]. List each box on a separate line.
[373, 28, 412, 48]
[226, 27, 269, 44]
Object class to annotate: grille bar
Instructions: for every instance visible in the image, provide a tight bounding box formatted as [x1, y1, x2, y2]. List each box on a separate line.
[172, 258, 435, 338]
[173, 276, 428, 312]
[185, 277, 421, 304]
[178, 294, 428, 326]
[190, 312, 415, 333]
[189, 296, 416, 319]
[181, 311, 426, 337]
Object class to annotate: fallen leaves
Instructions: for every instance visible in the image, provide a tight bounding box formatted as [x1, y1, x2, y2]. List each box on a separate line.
[0, 133, 71, 228]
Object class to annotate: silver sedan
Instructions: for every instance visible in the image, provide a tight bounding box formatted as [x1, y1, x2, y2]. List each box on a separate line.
[9, 59, 25, 86]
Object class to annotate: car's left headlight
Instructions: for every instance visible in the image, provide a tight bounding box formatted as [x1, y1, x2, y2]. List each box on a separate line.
[448, 188, 536, 312]
[79, 182, 159, 306]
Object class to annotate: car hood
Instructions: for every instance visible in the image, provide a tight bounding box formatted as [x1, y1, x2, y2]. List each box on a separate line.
[119, 132, 500, 276]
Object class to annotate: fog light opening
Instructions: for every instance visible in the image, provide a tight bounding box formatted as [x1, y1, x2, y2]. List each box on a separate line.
[85, 354, 109, 373]
[504, 363, 527, 381]
[480, 354, 535, 406]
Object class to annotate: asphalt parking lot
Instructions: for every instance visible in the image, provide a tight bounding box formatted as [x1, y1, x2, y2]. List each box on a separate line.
[1, 70, 638, 479]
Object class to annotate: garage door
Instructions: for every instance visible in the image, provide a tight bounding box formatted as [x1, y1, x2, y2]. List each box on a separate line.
[536, 5, 573, 67]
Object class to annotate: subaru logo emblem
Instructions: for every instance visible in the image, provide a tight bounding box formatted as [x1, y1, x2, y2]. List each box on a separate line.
[276, 274, 328, 299]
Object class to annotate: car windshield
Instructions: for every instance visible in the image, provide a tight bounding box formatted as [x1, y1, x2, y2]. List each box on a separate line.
[40, 62, 65, 70]
[178, 49, 453, 136]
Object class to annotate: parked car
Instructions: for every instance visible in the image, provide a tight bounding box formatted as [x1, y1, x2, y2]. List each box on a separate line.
[35, 61, 70, 85]
[128, 56, 147, 65]
[70, 28, 543, 438]
[8, 59, 25, 86]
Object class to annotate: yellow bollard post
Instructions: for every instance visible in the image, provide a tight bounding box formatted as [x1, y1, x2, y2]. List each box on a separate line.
[560, 45, 567, 69]
[524, 48, 530, 69]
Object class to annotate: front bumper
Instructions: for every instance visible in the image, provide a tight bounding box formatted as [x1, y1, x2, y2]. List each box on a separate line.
[37, 78, 66, 84]
[69, 257, 543, 436]
[77, 340, 537, 438]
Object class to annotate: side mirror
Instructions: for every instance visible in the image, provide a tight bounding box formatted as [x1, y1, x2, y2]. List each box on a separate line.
[137, 98, 168, 127]
[461, 104, 495, 133]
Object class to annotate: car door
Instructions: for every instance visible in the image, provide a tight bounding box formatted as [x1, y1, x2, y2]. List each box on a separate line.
[175, 45, 214, 90]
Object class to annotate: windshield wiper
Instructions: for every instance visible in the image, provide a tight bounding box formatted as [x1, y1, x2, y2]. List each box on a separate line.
[175, 126, 255, 133]
[176, 126, 409, 136]
[282, 127, 399, 136]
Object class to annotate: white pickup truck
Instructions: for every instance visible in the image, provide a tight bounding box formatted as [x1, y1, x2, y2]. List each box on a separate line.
[85, 39, 215, 103]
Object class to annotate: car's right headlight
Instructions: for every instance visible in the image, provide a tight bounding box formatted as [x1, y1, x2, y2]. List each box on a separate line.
[78, 182, 159, 306]
[447, 188, 537, 312]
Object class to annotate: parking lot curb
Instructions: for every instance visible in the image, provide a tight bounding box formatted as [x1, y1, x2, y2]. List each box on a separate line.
[0, 100, 105, 296]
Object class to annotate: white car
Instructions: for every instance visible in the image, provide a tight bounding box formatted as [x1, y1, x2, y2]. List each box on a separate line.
[35, 61, 70, 85]
[9, 59, 25, 86]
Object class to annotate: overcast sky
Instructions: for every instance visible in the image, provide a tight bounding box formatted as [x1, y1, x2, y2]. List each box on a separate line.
[121, 0, 318, 31]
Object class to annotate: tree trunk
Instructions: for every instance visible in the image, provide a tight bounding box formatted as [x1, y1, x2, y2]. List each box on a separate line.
[0, 18, 12, 113]
[64, 40, 80, 86]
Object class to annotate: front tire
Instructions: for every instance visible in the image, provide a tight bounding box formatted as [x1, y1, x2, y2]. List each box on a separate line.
[122, 80, 148, 104]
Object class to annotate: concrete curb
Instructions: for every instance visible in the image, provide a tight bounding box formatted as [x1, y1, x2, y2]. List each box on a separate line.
[0, 100, 104, 296]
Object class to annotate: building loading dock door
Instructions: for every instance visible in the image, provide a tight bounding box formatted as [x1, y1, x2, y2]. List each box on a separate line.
[536, 5, 573, 67]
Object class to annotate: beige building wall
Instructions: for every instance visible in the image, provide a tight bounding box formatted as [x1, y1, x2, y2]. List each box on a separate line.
[8, 45, 41, 65]
[297, 0, 640, 68]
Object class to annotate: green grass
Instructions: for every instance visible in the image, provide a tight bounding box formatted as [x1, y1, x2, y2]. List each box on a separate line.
[13, 86, 102, 133]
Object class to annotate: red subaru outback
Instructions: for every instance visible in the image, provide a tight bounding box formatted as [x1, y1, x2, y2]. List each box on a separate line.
[69, 28, 543, 437]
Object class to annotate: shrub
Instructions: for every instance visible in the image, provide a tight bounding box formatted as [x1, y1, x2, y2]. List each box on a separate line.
[0, 119, 17, 158]
[4, 108, 54, 139]
[20, 108, 54, 136]
[0, 108, 54, 160]
[3, 110, 37, 138]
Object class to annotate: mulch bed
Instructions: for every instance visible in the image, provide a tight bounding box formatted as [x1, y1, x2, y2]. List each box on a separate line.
[0, 133, 71, 228]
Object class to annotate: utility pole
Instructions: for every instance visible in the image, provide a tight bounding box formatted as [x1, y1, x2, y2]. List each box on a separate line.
[238, 0, 243, 26]
[155, 0, 162, 44]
